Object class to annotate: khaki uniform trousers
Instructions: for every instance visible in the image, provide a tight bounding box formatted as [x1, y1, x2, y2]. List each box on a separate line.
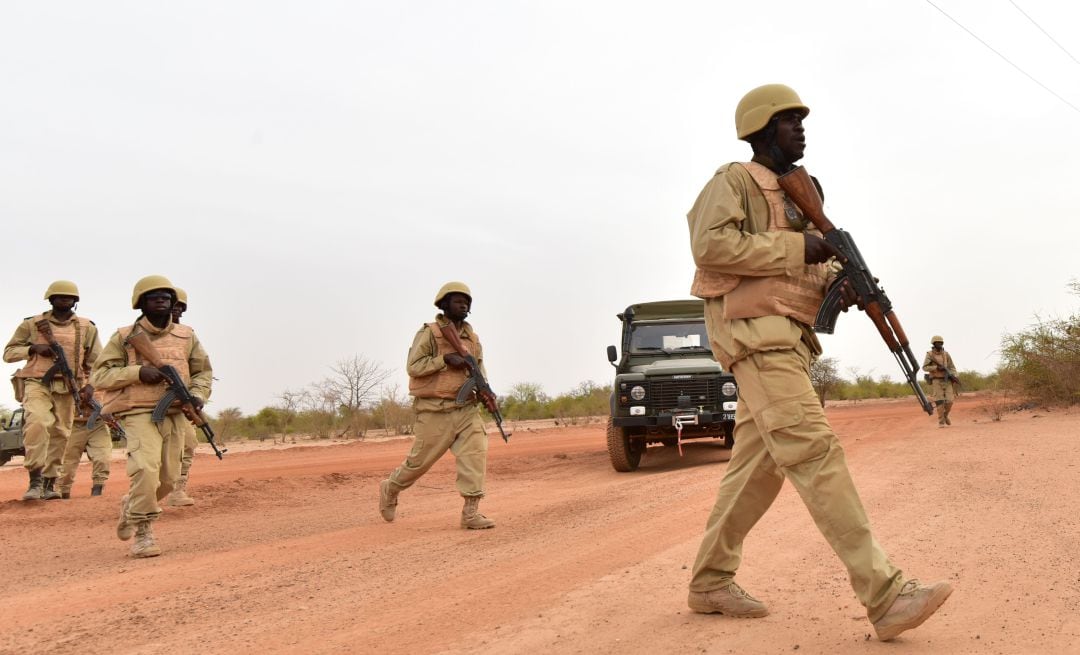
[930, 379, 956, 424]
[689, 340, 905, 622]
[387, 405, 488, 497]
[21, 379, 75, 476]
[121, 412, 185, 522]
[179, 421, 197, 478]
[58, 420, 112, 494]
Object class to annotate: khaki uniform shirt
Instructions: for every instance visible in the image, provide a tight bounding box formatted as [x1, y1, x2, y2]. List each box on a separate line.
[687, 162, 824, 368]
[407, 315, 487, 413]
[3, 311, 103, 389]
[90, 317, 213, 414]
[922, 349, 956, 378]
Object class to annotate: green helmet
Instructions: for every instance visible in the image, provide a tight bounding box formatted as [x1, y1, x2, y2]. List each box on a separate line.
[44, 280, 80, 301]
[131, 275, 177, 310]
[931, 335, 944, 344]
[175, 287, 188, 307]
[735, 84, 810, 140]
[434, 281, 472, 307]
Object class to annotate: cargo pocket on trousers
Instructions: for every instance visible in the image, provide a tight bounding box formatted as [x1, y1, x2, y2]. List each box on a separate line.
[759, 399, 827, 468]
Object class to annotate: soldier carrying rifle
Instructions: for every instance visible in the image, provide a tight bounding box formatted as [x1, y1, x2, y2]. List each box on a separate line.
[91, 275, 214, 558]
[684, 84, 952, 640]
[3, 281, 102, 501]
[924, 335, 960, 427]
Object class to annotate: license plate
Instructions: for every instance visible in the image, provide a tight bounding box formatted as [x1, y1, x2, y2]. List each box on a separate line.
[720, 412, 736, 422]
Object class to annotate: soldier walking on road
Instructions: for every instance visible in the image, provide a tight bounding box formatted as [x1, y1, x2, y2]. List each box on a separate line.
[4, 281, 102, 501]
[378, 282, 497, 530]
[91, 275, 213, 558]
[923, 336, 959, 427]
[165, 287, 198, 507]
[57, 387, 114, 498]
[684, 84, 952, 641]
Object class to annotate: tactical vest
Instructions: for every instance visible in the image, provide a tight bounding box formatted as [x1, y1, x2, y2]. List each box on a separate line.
[408, 322, 477, 400]
[16, 313, 92, 389]
[926, 351, 950, 379]
[692, 162, 829, 326]
[100, 321, 194, 415]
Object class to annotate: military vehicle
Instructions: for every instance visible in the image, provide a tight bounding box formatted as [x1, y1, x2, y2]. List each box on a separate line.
[0, 408, 25, 466]
[605, 300, 738, 472]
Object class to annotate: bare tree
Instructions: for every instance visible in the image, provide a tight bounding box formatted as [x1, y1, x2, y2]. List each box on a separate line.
[322, 355, 391, 439]
[276, 389, 305, 442]
[810, 357, 843, 407]
[375, 383, 415, 436]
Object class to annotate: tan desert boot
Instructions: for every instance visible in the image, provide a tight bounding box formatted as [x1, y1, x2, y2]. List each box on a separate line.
[687, 581, 768, 617]
[167, 476, 195, 507]
[379, 479, 399, 522]
[460, 495, 495, 529]
[131, 521, 162, 558]
[116, 494, 136, 541]
[873, 579, 953, 641]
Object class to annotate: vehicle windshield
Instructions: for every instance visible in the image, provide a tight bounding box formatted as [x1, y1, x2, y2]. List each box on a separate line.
[629, 321, 709, 353]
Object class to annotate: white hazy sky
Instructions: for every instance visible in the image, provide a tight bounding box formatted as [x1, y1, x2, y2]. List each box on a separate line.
[2, 1, 1078, 414]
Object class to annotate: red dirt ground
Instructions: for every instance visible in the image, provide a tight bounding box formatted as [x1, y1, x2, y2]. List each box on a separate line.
[1, 395, 1078, 654]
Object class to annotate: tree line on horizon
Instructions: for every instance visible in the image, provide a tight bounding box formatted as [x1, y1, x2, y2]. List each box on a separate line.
[4, 281, 1077, 440]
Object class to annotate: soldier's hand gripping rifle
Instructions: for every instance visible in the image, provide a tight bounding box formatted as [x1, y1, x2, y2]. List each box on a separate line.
[125, 331, 227, 459]
[437, 322, 511, 443]
[777, 167, 935, 415]
[35, 319, 127, 438]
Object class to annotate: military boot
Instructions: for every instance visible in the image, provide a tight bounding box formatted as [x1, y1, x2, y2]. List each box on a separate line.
[379, 479, 400, 522]
[22, 469, 44, 501]
[41, 477, 62, 500]
[687, 581, 769, 617]
[130, 521, 162, 558]
[460, 495, 495, 529]
[166, 476, 195, 507]
[116, 494, 136, 541]
[872, 579, 953, 641]
[90, 483, 104, 497]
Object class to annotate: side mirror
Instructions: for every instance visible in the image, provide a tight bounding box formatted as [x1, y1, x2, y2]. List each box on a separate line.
[606, 345, 617, 364]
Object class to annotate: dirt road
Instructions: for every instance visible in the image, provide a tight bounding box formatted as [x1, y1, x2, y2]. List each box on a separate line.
[2, 395, 1078, 654]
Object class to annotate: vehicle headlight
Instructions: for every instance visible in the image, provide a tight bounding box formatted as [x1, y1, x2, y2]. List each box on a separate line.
[721, 382, 737, 397]
[630, 385, 646, 401]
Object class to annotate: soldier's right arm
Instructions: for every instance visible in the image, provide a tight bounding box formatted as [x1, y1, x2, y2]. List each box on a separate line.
[3, 320, 33, 363]
[687, 166, 805, 279]
[922, 352, 939, 372]
[89, 331, 141, 391]
[406, 326, 447, 378]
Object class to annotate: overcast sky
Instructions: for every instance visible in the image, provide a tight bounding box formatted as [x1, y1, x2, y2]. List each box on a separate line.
[2, 1, 1078, 414]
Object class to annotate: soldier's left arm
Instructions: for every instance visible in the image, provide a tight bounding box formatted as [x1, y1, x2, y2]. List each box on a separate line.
[187, 333, 213, 403]
[80, 324, 104, 385]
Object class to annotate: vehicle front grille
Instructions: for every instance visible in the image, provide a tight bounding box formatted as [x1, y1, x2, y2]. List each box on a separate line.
[647, 377, 720, 410]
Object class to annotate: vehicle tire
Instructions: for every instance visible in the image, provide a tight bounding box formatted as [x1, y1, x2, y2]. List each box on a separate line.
[607, 418, 642, 472]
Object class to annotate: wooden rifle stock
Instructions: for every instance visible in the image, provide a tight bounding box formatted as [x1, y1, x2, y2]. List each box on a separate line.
[777, 166, 934, 416]
[436, 321, 511, 442]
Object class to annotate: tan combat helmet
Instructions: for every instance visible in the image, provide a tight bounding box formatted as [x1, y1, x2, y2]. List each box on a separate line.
[931, 335, 944, 345]
[175, 287, 188, 308]
[131, 275, 177, 309]
[735, 84, 810, 140]
[44, 280, 80, 301]
[434, 281, 472, 307]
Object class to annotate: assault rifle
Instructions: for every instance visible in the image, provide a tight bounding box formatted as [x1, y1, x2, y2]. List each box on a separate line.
[126, 331, 227, 459]
[437, 322, 511, 443]
[932, 356, 962, 387]
[777, 166, 934, 415]
[35, 319, 126, 438]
